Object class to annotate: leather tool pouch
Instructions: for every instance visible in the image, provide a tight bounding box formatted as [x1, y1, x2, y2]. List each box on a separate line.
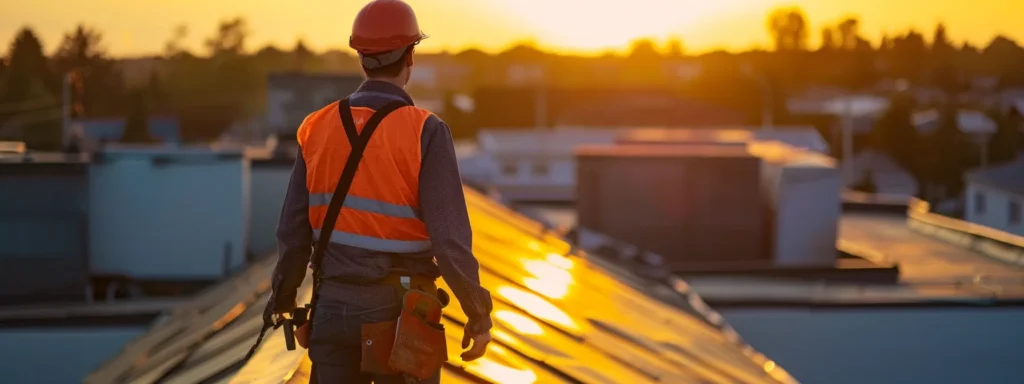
[360, 320, 400, 374]
[388, 289, 447, 379]
[294, 322, 311, 349]
[291, 305, 311, 349]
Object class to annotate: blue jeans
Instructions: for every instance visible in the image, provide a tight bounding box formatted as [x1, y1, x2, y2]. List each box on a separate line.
[308, 296, 442, 384]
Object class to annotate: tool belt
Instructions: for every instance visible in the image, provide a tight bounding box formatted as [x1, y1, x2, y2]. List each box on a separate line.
[360, 273, 449, 379]
[285, 273, 449, 379]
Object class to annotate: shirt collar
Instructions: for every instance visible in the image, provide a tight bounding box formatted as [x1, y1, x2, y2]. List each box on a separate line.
[355, 80, 415, 105]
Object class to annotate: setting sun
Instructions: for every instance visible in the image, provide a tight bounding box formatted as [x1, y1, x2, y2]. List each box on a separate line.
[496, 0, 702, 51]
[2, 0, 1023, 55]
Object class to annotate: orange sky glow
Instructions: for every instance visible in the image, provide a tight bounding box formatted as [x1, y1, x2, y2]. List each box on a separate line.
[2, 0, 1023, 56]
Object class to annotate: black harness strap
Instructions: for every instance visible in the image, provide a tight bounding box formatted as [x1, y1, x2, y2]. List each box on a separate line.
[244, 98, 409, 364]
[306, 98, 409, 326]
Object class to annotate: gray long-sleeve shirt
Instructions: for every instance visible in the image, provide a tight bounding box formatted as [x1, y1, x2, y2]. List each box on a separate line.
[270, 80, 493, 335]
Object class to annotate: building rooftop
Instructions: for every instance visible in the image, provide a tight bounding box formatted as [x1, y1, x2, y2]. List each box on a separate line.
[86, 187, 794, 384]
[619, 127, 830, 155]
[687, 212, 1024, 306]
[518, 197, 1024, 307]
[72, 117, 182, 144]
[966, 159, 1024, 195]
[0, 151, 91, 165]
[913, 109, 997, 135]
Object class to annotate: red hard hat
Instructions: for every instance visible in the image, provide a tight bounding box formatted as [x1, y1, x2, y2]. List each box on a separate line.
[350, 0, 427, 54]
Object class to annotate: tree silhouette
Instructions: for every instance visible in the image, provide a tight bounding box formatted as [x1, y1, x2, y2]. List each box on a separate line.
[205, 17, 249, 56]
[932, 24, 955, 58]
[819, 28, 838, 51]
[628, 38, 661, 59]
[984, 36, 1024, 87]
[836, 18, 860, 50]
[1, 27, 61, 150]
[294, 38, 312, 71]
[924, 105, 971, 198]
[666, 37, 685, 57]
[872, 93, 923, 189]
[1, 28, 53, 104]
[988, 110, 1023, 164]
[146, 72, 168, 114]
[163, 24, 190, 58]
[767, 8, 809, 51]
[122, 89, 153, 143]
[53, 24, 124, 117]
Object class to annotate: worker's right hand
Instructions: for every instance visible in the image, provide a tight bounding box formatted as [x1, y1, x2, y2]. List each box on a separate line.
[460, 331, 491, 362]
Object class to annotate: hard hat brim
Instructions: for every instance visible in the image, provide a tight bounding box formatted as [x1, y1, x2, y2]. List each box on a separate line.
[350, 33, 427, 55]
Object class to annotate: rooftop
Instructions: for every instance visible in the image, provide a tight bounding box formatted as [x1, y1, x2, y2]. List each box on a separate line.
[86, 187, 795, 384]
[966, 159, 1024, 195]
[687, 212, 1024, 307]
[619, 127, 830, 154]
[913, 109, 997, 135]
[518, 196, 1024, 307]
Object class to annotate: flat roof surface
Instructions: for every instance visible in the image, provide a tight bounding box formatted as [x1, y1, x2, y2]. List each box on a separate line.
[515, 203, 1024, 304]
[576, 144, 754, 158]
[0, 152, 91, 165]
[686, 213, 1024, 305]
[87, 188, 793, 384]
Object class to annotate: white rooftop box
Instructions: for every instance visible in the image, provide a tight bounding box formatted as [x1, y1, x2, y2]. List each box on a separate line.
[88, 146, 252, 279]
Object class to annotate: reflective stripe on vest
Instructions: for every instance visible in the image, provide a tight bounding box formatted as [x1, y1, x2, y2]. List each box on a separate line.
[309, 194, 420, 219]
[297, 101, 433, 253]
[312, 229, 432, 253]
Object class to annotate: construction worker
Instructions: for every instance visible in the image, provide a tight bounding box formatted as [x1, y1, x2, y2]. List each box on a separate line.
[267, 0, 493, 382]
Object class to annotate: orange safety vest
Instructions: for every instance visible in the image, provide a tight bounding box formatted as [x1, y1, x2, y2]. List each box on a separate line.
[296, 101, 433, 253]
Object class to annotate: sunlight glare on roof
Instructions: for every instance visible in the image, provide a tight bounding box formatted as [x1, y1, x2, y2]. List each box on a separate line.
[545, 252, 575, 270]
[497, 286, 579, 331]
[465, 356, 538, 384]
[521, 259, 575, 299]
[495, 310, 545, 336]
[523, 276, 571, 300]
[526, 241, 542, 252]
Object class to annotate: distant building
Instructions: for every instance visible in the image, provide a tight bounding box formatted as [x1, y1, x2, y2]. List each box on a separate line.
[965, 159, 1024, 236]
[467, 128, 621, 202]
[1008, 99, 1024, 134]
[65, 117, 182, 151]
[785, 94, 890, 156]
[473, 87, 746, 130]
[912, 109, 997, 142]
[846, 150, 918, 196]
[463, 126, 829, 203]
[265, 72, 363, 138]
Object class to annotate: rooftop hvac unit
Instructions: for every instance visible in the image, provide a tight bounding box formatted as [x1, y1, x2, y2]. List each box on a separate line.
[749, 141, 841, 267]
[575, 141, 841, 268]
[575, 144, 768, 265]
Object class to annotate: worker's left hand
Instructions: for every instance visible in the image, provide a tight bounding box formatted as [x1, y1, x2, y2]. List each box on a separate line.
[261, 296, 293, 329]
[460, 331, 491, 362]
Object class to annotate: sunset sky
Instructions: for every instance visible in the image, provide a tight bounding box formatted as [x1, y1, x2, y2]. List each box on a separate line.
[3, 0, 1023, 56]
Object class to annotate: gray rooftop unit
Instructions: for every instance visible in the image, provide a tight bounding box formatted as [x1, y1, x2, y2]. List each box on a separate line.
[88, 147, 252, 280]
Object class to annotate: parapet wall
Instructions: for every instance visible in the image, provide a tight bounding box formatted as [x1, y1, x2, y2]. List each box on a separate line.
[842, 191, 1024, 267]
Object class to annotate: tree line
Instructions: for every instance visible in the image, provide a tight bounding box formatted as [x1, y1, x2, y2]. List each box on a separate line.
[0, 8, 1021, 196]
[759, 8, 1022, 201]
